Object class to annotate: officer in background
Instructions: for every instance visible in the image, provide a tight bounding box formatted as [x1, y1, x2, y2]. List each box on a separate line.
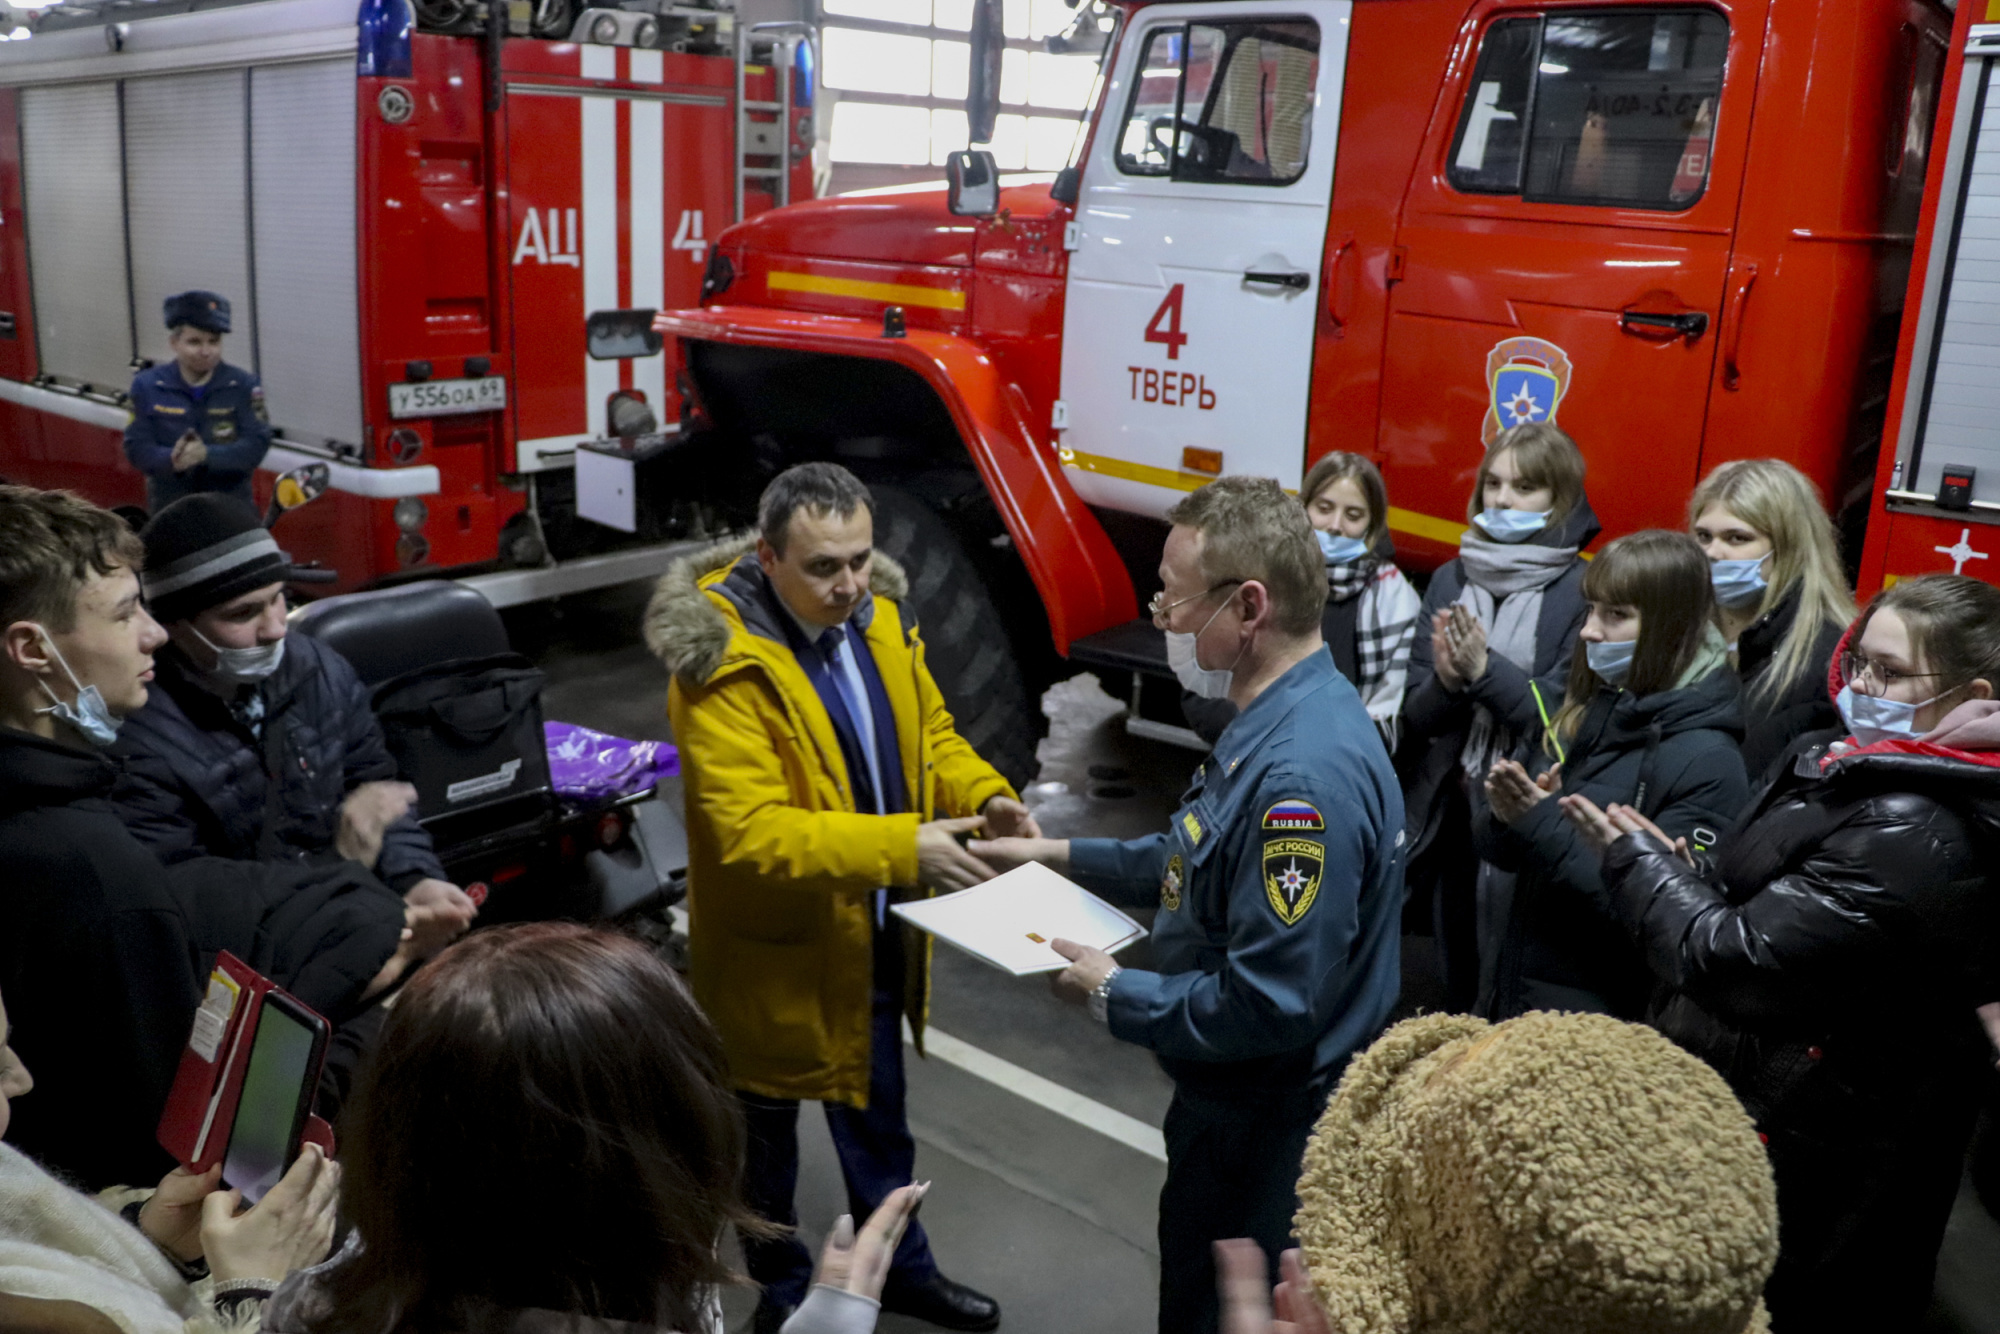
[123, 291, 272, 511]
[974, 475, 1405, 1334]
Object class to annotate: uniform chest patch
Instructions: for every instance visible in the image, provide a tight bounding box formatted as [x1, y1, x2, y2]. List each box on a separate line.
[1263, 837, 1324, 926]
[1160, 853, 1183, 912]
[1181, 810, 1204, 845]
[1262, 801, 1324, 832]
[209, 413, 239, 443]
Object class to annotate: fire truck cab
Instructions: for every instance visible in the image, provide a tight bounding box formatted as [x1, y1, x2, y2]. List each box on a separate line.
[659, 0, 1950, 771]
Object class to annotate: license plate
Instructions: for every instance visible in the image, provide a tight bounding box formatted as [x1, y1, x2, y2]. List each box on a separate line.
[387, 375, 507, 419]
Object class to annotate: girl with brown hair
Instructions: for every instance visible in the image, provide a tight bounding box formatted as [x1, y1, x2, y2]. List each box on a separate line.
[264, 923, 918, 1334]
[1298, 452, 1422, 749]
[1568, 573, 2000, 1329]
[1398, 423, 1598, 1010]
[1471, 530, 1748, 1019]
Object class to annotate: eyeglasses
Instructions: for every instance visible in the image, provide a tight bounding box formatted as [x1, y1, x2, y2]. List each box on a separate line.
[1147, 580, 1244, 626]
[1840, 651, 1945, 698]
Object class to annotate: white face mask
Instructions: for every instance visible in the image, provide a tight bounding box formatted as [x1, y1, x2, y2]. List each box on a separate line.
[190, 624, 286, 686]
[1165, 593, 1245, 700]
[30, 628, 122, 748]
[1835, 682, 1956, 747]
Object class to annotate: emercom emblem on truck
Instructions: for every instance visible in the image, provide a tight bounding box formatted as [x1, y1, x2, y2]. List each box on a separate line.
[1483, 336, 1574, 444]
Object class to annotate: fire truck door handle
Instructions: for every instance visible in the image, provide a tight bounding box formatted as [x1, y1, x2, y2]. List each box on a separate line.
[1325, 236, 1356, 334]
[1619, 310, 1708, 339]
[1243, 269, 1312, 291]
[1721, 263, 1758, 391]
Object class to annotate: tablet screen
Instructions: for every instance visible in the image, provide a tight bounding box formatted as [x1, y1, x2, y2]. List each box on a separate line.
[220, 1000, 318, 1203]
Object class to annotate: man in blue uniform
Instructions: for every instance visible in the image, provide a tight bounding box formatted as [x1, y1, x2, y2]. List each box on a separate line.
[974, 476, 1405, 1334]
[123, 291, 272, 511]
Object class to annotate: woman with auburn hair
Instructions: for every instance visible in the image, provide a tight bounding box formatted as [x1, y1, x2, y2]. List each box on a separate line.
[1689, 458, 1856, 779]
[1398, 422, 1598, 1011]
[1472, 530, 1747, 1019]
[1566, 573, 2000, 1330]
[265, 923, 917, 1334]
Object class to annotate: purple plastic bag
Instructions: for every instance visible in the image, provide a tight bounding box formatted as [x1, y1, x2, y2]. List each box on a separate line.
[544, 722, 680, 801]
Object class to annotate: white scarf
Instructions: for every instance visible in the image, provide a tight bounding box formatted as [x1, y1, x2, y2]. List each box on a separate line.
[1454, 531, 1579, 775]
[0, 1142, 209, 1334]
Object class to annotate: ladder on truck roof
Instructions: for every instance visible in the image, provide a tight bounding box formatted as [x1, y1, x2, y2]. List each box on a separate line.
[736, 20, 811, 222]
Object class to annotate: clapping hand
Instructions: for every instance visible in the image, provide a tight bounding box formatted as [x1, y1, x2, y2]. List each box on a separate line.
[1484, 759, 1559, 825]
[1442, 604, 1489, 685]
[1558, 796, 1693, 865]
[812, 1183, 927, 1301]
[335, 780, 417, 868]
[1217, 1240, 1331, 1334]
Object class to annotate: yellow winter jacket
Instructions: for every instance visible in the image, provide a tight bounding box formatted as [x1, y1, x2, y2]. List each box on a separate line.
[645, 536, 1016, 1107]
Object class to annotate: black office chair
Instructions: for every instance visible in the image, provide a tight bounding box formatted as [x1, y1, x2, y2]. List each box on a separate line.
[293, 580, 684, 925]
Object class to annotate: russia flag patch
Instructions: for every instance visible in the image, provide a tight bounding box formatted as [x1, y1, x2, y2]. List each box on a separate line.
[1261, 801, 1325, 832]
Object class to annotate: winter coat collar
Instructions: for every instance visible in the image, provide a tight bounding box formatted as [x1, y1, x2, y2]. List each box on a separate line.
[643, 532, 910, 687]
[0, 725, 114, 814]
[1574, 662, 1745, 756]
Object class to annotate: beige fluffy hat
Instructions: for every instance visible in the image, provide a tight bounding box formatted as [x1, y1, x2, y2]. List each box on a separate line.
[1293, 1012, 1778, 1334]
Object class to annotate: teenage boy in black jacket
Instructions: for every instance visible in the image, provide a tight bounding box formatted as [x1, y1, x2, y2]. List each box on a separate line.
[0, 486, 424, 1190]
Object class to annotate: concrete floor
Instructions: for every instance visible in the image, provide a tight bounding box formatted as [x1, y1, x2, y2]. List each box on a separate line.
[512, 577, 2000, 1333]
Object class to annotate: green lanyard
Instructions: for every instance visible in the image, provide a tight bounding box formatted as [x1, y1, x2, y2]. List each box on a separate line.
[1530, 680, 1565, 766]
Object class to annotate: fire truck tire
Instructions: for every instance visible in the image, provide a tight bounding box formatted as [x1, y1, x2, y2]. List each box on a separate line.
[868, 485, 1041, 791]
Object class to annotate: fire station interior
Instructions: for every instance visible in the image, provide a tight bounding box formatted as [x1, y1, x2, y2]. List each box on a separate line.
[5, 0, 2000, 1326]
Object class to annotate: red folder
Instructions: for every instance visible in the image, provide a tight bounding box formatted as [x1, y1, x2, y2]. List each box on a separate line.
[157, 952, 334, 1172]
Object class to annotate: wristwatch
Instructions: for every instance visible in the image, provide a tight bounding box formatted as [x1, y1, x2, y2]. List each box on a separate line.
[1088, 965, 1123, 1024]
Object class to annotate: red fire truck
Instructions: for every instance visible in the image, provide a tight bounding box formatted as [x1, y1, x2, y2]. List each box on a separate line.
[652, 0, 1962, 776]
[0, 0, 812, 599]
[1858, 0, 2000, 597]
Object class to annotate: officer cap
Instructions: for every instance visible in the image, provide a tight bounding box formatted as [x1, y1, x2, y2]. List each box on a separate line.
[164, 291, 231, 334]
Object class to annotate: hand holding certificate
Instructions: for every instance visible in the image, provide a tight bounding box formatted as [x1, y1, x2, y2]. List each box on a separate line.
[890, 861, 1146, 976]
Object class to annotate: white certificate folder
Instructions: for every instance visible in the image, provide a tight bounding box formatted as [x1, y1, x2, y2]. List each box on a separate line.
[891, 861, 1147, 976]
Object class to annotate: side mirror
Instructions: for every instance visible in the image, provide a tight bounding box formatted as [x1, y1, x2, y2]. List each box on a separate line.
[946, 149, 1000, 217]
[586, 308, 664, 360]
[966, 0, 1002, 145]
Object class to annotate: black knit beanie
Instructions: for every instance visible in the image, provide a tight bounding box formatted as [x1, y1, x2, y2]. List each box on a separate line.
[141, 495, 292, 623]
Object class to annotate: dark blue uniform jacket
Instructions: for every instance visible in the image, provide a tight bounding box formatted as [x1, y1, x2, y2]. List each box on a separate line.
[1070, 651, 1404, 1097]
[123, 361, 272, 507]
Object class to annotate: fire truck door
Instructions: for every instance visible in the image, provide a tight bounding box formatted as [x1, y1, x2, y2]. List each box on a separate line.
[1057, 2, 1351, 513]
[1377, 5, 1762, 554]
[506, 62, 732, 473]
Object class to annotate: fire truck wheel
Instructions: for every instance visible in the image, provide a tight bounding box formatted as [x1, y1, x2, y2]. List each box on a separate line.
[868, 485, 1040, 791]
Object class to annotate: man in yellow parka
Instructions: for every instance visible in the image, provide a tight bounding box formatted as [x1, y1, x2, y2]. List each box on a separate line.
[644, 463, 1036, 1334]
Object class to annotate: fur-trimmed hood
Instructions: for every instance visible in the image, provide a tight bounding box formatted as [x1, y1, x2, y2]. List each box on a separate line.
[643, 532, 910, 686]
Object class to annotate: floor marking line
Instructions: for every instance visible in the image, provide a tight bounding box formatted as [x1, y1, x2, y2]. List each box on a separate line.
[906, 1020, 1168, 1163]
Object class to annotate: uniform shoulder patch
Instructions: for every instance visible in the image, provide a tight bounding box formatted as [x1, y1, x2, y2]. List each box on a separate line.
[1262, 800, 1324, 832]
[1263, 836, 1323, 926]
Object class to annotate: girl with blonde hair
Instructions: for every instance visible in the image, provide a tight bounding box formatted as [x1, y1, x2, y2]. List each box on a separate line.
[1689, 458, 1856, 778]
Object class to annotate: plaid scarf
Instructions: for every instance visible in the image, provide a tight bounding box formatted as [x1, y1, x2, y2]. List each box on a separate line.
[1326, 558, 1423, 747]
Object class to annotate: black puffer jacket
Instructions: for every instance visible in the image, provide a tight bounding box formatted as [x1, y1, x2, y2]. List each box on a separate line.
[0, 726, 406, 1189]
[1474, 663, 1748, 1020]
[1398, 499, 1601, 857]
[1733, 584, 1845, 783]
[1603, 732, 2000, 1326]
[108, 633, 445, 888]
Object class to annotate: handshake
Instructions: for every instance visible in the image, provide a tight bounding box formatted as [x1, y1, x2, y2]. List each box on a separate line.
[913, 796, 1048, 892]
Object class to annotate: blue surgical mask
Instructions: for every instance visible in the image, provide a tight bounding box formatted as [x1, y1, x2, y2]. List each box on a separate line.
[30, 628, 123, 748]
[1710, 556, 1769, 610]
[1835, 682, 1956, 747]
[1586, 637, 1637, 687]
[190, 624, 286, 686]
[1475, 508, 1550, 543]
[1316, 530, 1369, 565]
